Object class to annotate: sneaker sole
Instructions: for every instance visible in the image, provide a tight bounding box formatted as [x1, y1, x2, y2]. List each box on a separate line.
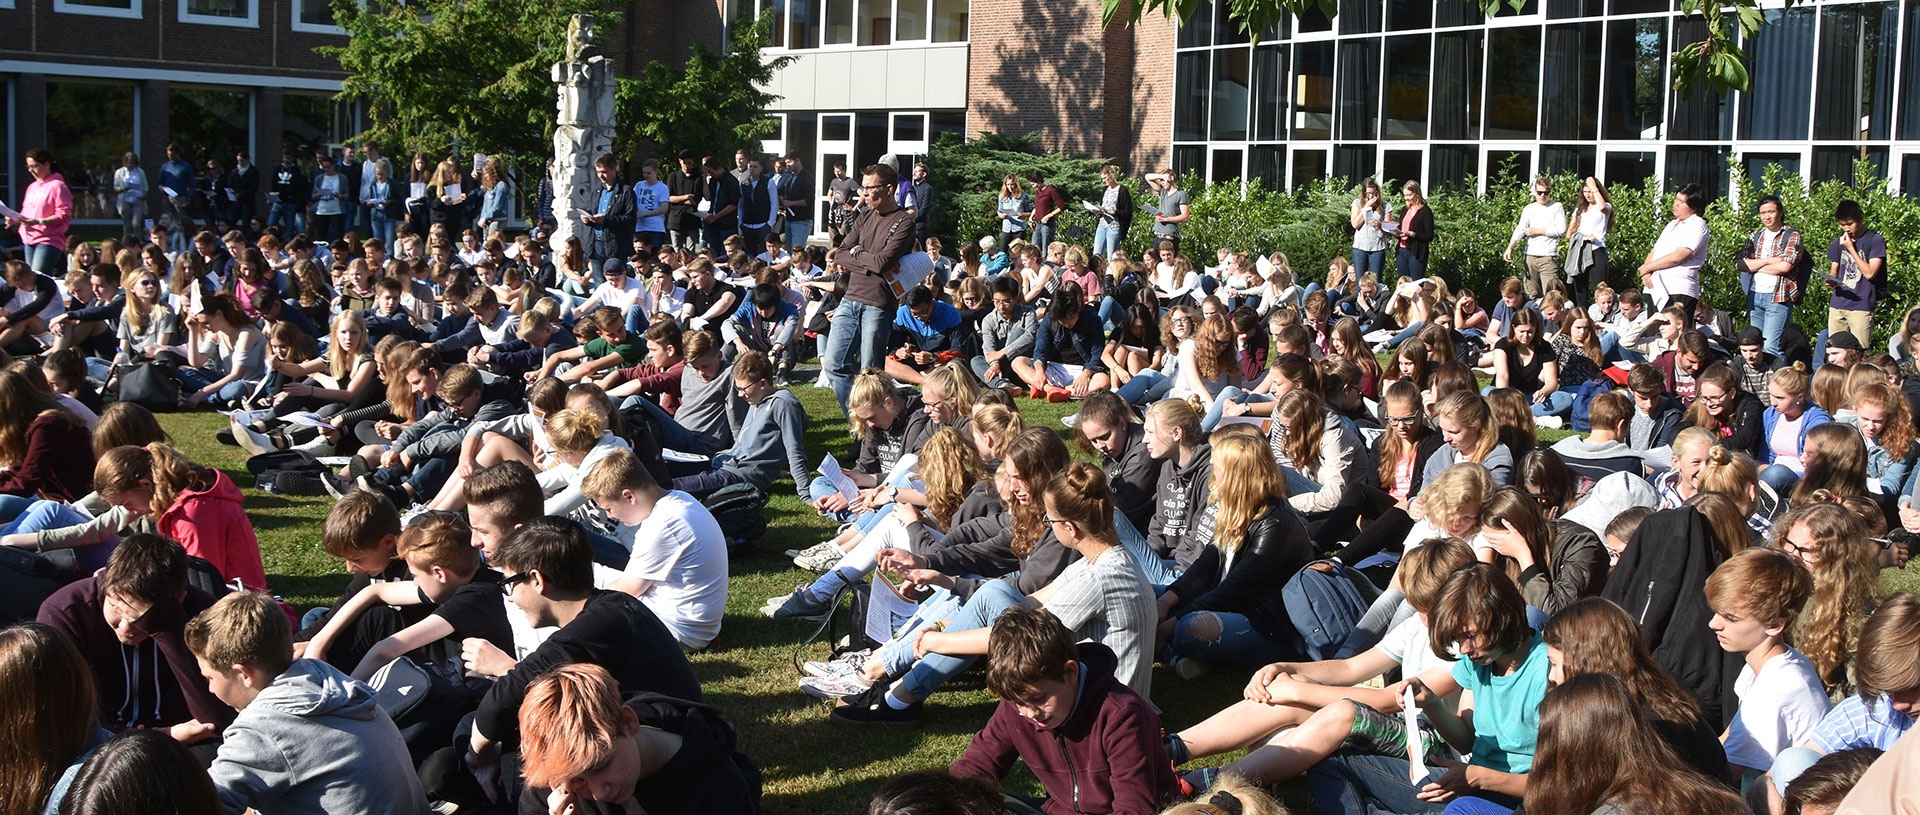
[800, 680, 871, 700]
[235, 427, 273, 457]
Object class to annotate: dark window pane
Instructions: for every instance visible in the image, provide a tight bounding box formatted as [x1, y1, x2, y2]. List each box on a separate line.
[1610, 0, 1664, 12]
[1381, 149, 1421, 187]
[1173, 146, 1206, 181]
[1668, 19, 1732, 140]
[283, 92, 345, 168]
[1486, 27, 1540, 139]
[1298, 5, 1333, 32]
[790, 0, 821, 48]
[1903, 0, 1920, 138]
[892, 115, 924, 142]
[768, 0, 789, 46]
[1433, 0, 1483, 27]
[1603, 18, 1666, 140]
[1383, 35, 1429, 140]
[1176, 52, 1211, 141]
[856, 0, 892, 45]
[1739, 7, 1813, 139]
[1431, 145, 1478, 190]
[1387, 0, 1429, 31]
[1334, 145, 1376, 185]
[171, 89, 251, 171]
[1211, 149, 1244, 185]
[1431, 31, 1482, 140]
[822, 115, 851, 142]
[1812, 147, 1888, 185]
[1253, 45, 1287, 142]
[1294, 42, 1335, 140]
[1216, 0, 1249, 43]
[1546, 0, 1603, 18]
[185, 0, 248, 17]
[1541, 145, 1596, 179]
[1665, 146, 1729, 204]
[1250, 146, 1287, 192]
[1179, 0, 1214, 47]
[1339, 0, 1383, 34]
[1293, 150, 1329, 186]
[1605, 152, 1657, 190]
[1902, 155, 1920, 198]
[298, 0, 336, 26]
[44, 81, 135, 221]
[1541, 22, 1601, 140]
[1213, 49, 1252, 141]
[1337, 38, 1381, 140]
[1814, 2, 1897, 140]
[1490, 150, 1532, 190]
[825, 0, 852, 44]
[1743, 153, 1801, 186]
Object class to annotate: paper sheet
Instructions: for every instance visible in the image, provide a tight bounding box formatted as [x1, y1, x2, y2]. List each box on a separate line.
[281, 411, 333, 428]
[1138, 202, 1160, 216]
[883, 453, 919, 486]
[819, 454, 860, 502]
[1081, 200, 1102, 212]
[1403, 685, 1432, 784]
[867, 571, 926, 645]
[0, 202, 21, 220]
[410, 182, 429, 201]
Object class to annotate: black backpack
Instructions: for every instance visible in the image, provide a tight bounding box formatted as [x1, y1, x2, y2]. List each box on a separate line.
[0, 545, 76, 625]
[704, 481, 768, 551]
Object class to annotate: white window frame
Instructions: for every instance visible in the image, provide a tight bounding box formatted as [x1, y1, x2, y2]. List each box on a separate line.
[290, 0, 349, 34]
[53, 0, 141, 20]
[179, 0, 258, 27]
[1893, 147, 1920, 198]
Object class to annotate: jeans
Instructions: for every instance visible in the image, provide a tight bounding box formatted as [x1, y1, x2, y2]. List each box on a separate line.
[1031, 223, 1056, 255]
[1093, 223, 1121, 259]
[1202, 386, 1275, 433]
[1116, 369, 1173, 406]
[1114, 513, 1179, 589]
[882, 580, 1032, 701]
[176, 367, 257, 408]
[1165, 609, 1298, 667]
[2, 499, 113, 572]
[701, 222, 734, 252]
[1396, 247, 1426, 281]
[624, 304, 650, 337]
[268, 201, 303, 238]
[1530, 389, 1576, 417]
[1308, 751, 1447, 815]
[1386, 322, 1425, 349]
[784, 220, 812, 249]
[1098, 295, 1124, 333]
[1444, 796, 1522, 815]
[1352, 248, 1386, 279]
[369, 209, 396, 248]
[1760, 463, 1801, 496]
[22, 244, 64, 277]
[1747, 291, 1792, 359]
[825, 299, 893, 409]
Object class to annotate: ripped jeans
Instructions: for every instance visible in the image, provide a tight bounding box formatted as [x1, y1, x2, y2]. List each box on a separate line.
[1165, 608, 1298, 667]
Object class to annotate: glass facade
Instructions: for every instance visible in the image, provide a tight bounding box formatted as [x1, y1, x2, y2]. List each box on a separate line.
[733, 0, 966, 48]
[1173, 0, 1920, 196]
[44, 81, 136, 221]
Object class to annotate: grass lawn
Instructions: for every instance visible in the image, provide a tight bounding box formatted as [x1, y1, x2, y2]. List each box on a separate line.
[161, 381, 1920, 815]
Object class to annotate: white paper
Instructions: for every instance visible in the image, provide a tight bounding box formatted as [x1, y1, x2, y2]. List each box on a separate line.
[281, 411, 333, 428]
[867, 571, 925, 645]
[1403, 685, 1431, 784]
[161, 186, 180, 199]
[1138, 202, 1160, 216]
[0, 202, 22, 220]
[1080, 200, 1102, 212]
[409, 182, 428, 201]
[220, 408, 271, 425]
[662, 449, 710, 463]
[819, 454, 860, 502]
[883, 453, 919, 487]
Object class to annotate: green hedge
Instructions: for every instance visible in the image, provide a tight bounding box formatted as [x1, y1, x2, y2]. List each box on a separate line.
[927, 135, 1917, 347]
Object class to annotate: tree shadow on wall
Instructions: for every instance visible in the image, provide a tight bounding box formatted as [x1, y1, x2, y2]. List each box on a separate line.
[969, 0, 1155, 167]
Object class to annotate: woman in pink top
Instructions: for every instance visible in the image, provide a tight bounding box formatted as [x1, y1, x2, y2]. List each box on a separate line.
[8, 148, 73, 277]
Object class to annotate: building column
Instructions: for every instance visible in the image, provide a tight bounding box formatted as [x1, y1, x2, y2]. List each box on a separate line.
[139, 80, 169, 163]
[254, 86, 284, 221]
[13, 74, 48, 197]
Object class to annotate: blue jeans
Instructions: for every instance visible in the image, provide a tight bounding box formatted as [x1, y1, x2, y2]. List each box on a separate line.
[268, 201, 303, 237]
[1397, 247, 1426, 281]
[971, 355, 1014, 389]
[1352, 248, 1386, 278]
[176, 367, 256, 408]
[620, 395, 724, 455]
[2, 499, 113, 572]
[881, 580, 1032, 701]
[1202, 386, 1275, 433]
[1530, 389, 1576, 417]
[785, 219, 813, 250]
[1308, 751, 1446, 815]
[1386, 322, 1425, 349]
[1098, 296, 1123, 334]
[22, 244, 64, 277]
[1443, 796, 1522, 815]
[1116, 369, 1173, 406]
[1760, 463, 1801, 496]
[1165, 609, 1298, 667]
[1093, 223, 1122, 260]
[624, 304, 650, 337]
[1747, 291, 1791, 359]
[825, 299, 892, 408]
[1031, 223, 1056, 255]
[369, 209, 396, 248]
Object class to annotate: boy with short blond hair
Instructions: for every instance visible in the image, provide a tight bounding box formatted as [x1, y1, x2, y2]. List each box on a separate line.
[189, 590, 429, 815]
[301, 512, 513, 681]
[1706, 547, 1827, 777]
[582, 447, 728, 650]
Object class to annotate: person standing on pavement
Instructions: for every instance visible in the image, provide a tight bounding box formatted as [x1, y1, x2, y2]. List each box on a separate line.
[1505, 176, 1568, 299]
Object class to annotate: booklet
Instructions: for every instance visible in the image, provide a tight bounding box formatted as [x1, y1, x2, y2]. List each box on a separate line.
[819, 453, 861, 503]
[1403, 685, 1433, 785]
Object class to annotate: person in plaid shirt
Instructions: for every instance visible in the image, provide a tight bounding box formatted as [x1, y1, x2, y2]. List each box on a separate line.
[1735, 194, 1808, 360]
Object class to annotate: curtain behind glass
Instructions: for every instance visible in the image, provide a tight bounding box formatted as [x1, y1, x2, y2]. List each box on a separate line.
[1739, 8, 1813, 140]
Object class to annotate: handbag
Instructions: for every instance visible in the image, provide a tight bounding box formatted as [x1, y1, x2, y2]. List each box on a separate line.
[115, 361, 183, 412]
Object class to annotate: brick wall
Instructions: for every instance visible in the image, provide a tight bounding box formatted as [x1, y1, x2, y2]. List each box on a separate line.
[964, 0, 1174, 174]
[0, 0, 349, 81]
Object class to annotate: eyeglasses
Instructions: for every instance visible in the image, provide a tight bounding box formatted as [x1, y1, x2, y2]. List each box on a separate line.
[1386, 414, 1422, 426]
[1779, 539, 1822, 563]
[500, 571, 533, 596]
[859, 184, 890, 192]
[1534, 190, 1551, 197]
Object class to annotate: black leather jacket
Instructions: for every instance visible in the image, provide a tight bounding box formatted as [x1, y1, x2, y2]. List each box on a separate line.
[1165, 498, 1315, 640]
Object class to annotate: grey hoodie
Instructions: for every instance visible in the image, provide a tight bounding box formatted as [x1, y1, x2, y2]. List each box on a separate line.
[210, 659, 428, 815]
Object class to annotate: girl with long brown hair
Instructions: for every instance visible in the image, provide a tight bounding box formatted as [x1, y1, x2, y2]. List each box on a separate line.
[0, 623, 102, 815]
[1330, 316, 1382, 399]
[0, 369, 91, 501]
[1268, 388, 1367, 520]
[1157, 433, 1314, 675]
[1522, 674, 1744, 815]
[1788, 423, 1870, 506]
[1477, 484, 1605, 614]
[93, 442, 267, 591]
[1770, 501, 1884, 697]
[1682, 362, 1765, 459]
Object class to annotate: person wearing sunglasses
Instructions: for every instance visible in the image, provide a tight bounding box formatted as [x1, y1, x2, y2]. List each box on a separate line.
[1503, 176, 1568, 301]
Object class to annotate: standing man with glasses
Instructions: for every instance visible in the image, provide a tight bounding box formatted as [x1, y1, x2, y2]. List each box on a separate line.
[1505, 176, 1568, 299]
[825, 164, 917, 409]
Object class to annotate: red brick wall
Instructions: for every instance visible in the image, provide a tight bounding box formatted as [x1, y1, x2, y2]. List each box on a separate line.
[0, 0, 348, 81]
[964, 0, 1173, 173]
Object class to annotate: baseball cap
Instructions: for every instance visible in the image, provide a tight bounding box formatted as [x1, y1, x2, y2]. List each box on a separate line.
[602, 257, 627, 276]
[1827, 332, 1863, 351]
[1737, 326, 1764, 347]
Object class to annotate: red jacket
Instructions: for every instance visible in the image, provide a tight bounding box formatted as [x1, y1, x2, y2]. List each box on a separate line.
[951, 644, 1175, 815]
[0, 410, 93, 501]
[160, 468, 267, 592]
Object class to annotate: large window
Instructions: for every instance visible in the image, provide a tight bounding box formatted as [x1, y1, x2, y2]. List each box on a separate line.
[745, 0, 963, 48]
[53, 0, 139, 19]
[44, 81, 136, 221]
[292, 0, 344, 33]
[1293, 42, 1334, 140]
[284, 93, 351, 166]
[1739, 7, 1814, 140]
[1541, 22, 1600, 140]
[1252, 44, 1287, 141]
[1212, 49, 1252, 141]
[1813, 2, 1897, 141]
[171, 89, 252, 171]
[1382, 35, 1428, 139]
[1430, 31, 1482, 140]
[1335, 37, 1380, 140]
[1175, 52, 1211, 142]
[181, 0, 257, 26]
[1602, 17, 1665, 140]
[1485, 28, 1539, 139]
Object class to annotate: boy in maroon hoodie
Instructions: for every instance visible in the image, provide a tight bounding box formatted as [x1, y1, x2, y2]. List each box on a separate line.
[950, 606, 1176, 815]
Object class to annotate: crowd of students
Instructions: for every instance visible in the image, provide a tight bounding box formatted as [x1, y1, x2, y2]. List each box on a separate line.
[1, 146, 1917, 815]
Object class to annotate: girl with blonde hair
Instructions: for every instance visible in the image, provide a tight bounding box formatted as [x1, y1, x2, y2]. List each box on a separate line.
[1157, 433, 1314, 674]
[1848, 381, 1919, 497]
[1760, 366, 1833, 496]
[1426, 391, 1513, 485]
[115, 268, 179, 368]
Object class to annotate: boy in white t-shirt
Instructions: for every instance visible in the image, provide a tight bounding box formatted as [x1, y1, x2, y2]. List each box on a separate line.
[582, 446, 730, 651]
[1706, 547, 1828, 780]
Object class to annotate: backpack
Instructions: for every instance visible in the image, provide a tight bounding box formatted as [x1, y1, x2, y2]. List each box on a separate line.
[115, 361, 182, 412]
[243, 449, 327, 494]
[368, 655, 477, 768]
[0, 544, 76, 625]
[704, 481, 768, 552]
[1569, 377, 1615, 433]
[1281, 559, 1381, 661]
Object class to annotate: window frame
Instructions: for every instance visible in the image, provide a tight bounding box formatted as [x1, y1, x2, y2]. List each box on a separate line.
[53, 0, 142, 20]
[290, 0, 351, 34]
[178, 0, 259, 28]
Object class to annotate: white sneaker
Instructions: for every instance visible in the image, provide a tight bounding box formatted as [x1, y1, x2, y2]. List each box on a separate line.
[804, 648, 873, 678]
[799, 672, 873, 700]
[1534, 415, 1565, 429]
[792, 542, 845, 573]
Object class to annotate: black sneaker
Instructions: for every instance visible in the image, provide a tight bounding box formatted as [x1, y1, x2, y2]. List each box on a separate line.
[345, 455, 372, 481]
[829, 685, 921, 728]
[216, 426, 238, 446]
[319, 470, 353, 500]
[274, 471, 328, 496]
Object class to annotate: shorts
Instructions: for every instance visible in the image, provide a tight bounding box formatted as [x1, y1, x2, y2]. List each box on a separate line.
[1343, 699, 1456, 761]
[1043, 362, 1086, 388]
